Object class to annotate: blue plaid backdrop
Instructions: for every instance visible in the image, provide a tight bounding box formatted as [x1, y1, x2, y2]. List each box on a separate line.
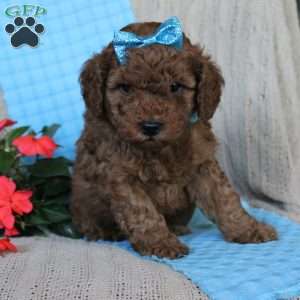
[0, 0, 134, 159]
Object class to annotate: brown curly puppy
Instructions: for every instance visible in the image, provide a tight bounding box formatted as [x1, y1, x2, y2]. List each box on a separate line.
[71, 21, 277, 259]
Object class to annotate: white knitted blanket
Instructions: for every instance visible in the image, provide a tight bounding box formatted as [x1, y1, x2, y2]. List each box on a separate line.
[0, 235, 207, 300]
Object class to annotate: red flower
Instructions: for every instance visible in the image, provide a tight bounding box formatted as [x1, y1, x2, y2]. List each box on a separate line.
[13, 135, 57, 158]
[4, 227, 20, 237]
[0, 176, 33, 231]
[0, 238, 17, 253]
[0, 119, 16, 131]
[0, 206, 15, 230]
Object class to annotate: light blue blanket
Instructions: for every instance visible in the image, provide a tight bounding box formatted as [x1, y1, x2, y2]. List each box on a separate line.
[0, 0, 134, 159]
[100, 201, 300, 300]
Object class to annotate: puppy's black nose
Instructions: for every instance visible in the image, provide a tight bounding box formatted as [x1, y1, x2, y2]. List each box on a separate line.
[140, 121, 163, 137]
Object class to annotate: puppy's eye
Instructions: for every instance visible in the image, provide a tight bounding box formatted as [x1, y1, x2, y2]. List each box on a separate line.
[118, 84, 131, 94]
[170, 82, 183, 93]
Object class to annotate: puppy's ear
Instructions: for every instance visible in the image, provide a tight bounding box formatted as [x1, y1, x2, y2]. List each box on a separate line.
[80, 47, 113, 117]
[191, 47, 224, 122]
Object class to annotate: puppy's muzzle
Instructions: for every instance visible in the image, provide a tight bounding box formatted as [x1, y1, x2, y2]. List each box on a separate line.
[139, 121, 163, 137]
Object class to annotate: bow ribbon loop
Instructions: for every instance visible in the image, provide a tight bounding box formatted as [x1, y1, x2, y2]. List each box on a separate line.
[113, 17, 183, 64]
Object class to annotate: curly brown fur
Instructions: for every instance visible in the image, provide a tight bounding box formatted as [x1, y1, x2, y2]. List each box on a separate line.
[71, 21, 277, 259]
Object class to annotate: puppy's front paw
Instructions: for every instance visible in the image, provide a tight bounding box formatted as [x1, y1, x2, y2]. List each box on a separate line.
[250, 222, 278, 243]
[134, 236, 189, 259]
[227, 222, 278, 244]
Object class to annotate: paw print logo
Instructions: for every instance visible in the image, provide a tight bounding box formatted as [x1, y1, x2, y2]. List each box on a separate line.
[5, 17, 44, 47]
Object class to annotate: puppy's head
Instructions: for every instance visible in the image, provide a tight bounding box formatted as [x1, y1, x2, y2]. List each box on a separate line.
[80, 21, 224, 147]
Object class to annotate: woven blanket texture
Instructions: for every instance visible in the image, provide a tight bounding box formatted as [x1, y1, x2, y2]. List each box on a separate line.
[0, 235, 207, 300]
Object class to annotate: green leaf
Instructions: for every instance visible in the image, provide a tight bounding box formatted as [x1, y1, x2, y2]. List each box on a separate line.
[6, 126, 30, 145]
[28, 176, 46, 186]
[27, 129, 37, 135]
[44, 177, 71, 197]
[42, 194, 70, 207]
[65, 159, 74, 166]
[36, 225, 50, 235]
[41, 124, 61, 137]
[50, 222, 82, 239]
[25, 212, 52, 225]
[41, 206, 71, 223]
[28, 157, 71, 178]
[19, 221, 26, 231]
[0, 150, 16, 173]
[19, 227, 46, 237]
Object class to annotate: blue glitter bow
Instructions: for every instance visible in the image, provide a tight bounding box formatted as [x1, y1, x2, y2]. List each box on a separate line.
[112, 16, 183, 64]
